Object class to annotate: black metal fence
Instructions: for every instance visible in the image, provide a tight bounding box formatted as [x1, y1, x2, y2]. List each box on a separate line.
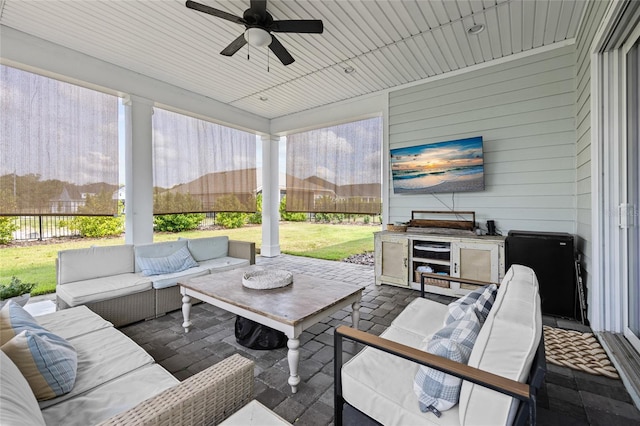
[8, 214, 220, 241]
[10, 216, 80, 241]
[9, 213, 381, 241]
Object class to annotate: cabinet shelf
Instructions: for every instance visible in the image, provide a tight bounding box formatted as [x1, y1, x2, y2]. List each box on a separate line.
[412, 257, 450, 266]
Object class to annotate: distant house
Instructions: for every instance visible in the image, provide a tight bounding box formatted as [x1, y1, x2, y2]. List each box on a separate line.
[50, 186, 85, 214]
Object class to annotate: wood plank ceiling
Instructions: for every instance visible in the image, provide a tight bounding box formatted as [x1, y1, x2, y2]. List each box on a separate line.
[0, 0, 587, 120]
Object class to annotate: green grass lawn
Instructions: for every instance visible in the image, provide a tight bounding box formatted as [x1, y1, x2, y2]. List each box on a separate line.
[0, 222, 379, 296]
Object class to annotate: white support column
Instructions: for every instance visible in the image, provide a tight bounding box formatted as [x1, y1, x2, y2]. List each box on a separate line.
[261, 135, 281, 257]
[124, 95, 154, 245]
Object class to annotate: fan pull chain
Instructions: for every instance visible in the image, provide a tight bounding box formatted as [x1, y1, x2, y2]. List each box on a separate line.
[267, 49, 270, 72]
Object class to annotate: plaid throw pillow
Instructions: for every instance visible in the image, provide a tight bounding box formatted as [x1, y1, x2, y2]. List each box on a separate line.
[445, 284, 497, 325]
[414, 309, 481, 416]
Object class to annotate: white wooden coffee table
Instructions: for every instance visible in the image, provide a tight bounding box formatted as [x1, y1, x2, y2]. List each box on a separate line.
[179, 268, 363, 393]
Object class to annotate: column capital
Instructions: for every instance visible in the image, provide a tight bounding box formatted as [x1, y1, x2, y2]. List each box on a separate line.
[123, 95, 155, 107]
[260, 134, 281, 144]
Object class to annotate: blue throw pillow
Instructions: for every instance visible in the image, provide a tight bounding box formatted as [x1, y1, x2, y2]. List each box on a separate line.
[414, 309, 481, 416]
[136, 245, 199, 276]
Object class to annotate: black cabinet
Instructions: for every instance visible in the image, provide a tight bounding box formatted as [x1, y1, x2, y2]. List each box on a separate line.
[506, 231, 576, 319]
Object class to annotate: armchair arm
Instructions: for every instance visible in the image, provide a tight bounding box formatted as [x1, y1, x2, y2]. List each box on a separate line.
[98, 354, 254, 426]
[228, 240, 256, 265]
[419, 272, 499, 298]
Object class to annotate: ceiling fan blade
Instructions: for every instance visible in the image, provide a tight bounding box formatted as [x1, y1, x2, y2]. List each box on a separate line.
[220, 34, 248, 56]
[269, 35, 295, 65]
[185, 0, 245, 25]
[270, 20, 323, 34]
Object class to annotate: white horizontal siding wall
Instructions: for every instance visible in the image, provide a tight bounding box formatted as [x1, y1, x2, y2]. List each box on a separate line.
[388, 45, 576, 235]
[574, 0, 610, 302]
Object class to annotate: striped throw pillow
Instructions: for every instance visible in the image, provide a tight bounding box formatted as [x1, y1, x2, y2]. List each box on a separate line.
[0, 300, 48, 346]
[136, 245, 199, 276]
[1, 329, 78, 401]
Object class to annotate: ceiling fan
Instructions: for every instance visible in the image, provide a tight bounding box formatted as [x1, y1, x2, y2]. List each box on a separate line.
[185, 0, 324, 66]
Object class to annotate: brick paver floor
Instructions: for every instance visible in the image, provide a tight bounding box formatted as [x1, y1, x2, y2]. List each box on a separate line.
[117, 254, 640, 425]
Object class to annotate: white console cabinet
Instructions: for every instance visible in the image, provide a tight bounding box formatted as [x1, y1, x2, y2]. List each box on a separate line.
[374, 231, 505, 297]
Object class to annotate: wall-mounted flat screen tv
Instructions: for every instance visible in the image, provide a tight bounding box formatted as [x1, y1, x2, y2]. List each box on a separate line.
[391, 136, 484, 194]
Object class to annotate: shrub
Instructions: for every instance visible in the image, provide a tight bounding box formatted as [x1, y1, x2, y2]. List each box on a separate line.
[0, 217, 18, 244]
[216, 212, 247, 229]
[363, 215, 371, 224]
[213, 194, 250, 229]
[69, 215, 124, 238]
[279, 196, 307, 222]
[0, 277, 36, 299]
[154, 213, 205, 232]
[247, 193, 262, 224]
[66, 193, 124, 238]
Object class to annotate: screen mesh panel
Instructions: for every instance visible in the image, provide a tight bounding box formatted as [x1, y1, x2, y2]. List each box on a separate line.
[286, 117, 382, 214]
[152, 108, 256, 214]
[1, 65, 119, 215]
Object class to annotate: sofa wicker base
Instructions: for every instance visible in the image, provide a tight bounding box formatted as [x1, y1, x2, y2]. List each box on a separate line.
[97, 353, 254, 426]
[57, 289, 155, 327]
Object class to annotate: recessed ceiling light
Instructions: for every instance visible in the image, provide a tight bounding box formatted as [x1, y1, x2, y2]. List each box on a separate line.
[344, 66, 355, 74]
[467, 24, 485, 35]
[259, 96, 268, 101]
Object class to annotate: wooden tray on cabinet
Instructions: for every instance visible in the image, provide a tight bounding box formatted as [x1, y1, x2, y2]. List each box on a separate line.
[408, 210, 475, 231]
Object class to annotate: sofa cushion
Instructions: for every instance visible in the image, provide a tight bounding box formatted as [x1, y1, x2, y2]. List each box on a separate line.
[0, 350, 46, 426]
[342, 299, 460, 426]
[414, 309, 480, 415]
[55, 273, 152, 306]
[57, 245, 135, 285]
[1, 329, 78, 401]
[134, 240, 188, 273]
[445, 284, 497, 325]
[458, 265, 541, 426]
[41, 364, 179, 426]
[36, 305, 112, 340]
[342, 323, 461, 426]
[38, 326, 155, 409]
[185, 236, 229, 262]
[150, 266, 210, 290]
[136, 245, 199, 276]
[199, 256, 251, 274]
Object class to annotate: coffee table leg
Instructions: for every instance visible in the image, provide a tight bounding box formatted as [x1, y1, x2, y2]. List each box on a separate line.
[182, 294, 192, 333]
[287, 338, 301, 393]
[351, 299, 361, 329]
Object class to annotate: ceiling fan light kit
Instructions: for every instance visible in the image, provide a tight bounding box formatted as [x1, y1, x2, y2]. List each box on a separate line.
[245, 27, 272, 47]
[186, 0, 323, 66]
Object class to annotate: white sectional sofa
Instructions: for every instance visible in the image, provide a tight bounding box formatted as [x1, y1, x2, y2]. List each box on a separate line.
[334, 264, 546, 426]
[0, 302, 254, 426]
[56, 236, 255, 326]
